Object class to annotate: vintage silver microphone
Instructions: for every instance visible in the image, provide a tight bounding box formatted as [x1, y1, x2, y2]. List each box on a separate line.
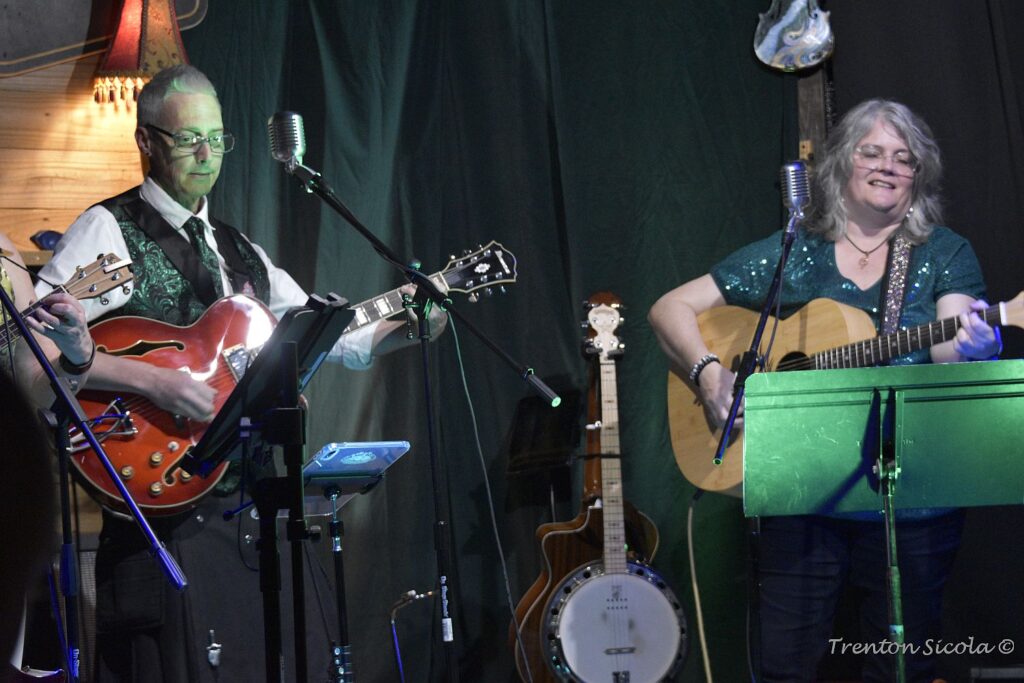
[779, 160, 810, 236]
[780, 160, 810, 213]
[267, 111, 321, 189]
[267, 111, 306, 171]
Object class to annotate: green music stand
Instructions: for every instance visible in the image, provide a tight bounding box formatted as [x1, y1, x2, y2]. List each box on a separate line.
[744, 359, 1024, 517]
[742, 359, 1024, 682]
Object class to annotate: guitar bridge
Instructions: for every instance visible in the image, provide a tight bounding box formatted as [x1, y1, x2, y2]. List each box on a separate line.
[71, 398, 137, 452]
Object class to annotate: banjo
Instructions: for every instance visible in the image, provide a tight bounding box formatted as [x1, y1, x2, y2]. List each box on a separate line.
[540, 294, 687, 682]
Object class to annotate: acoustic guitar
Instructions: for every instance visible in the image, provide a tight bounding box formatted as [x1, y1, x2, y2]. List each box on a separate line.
[669, 293, 1024, 495]
[70, 241, 517, 515]
[512, 292, 686, 683]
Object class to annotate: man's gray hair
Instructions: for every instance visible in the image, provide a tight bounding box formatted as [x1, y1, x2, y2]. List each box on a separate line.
[137, 64, 218, 128]
[809, 99, 944, 244]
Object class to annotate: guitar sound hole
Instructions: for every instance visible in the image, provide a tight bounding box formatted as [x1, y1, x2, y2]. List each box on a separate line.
[776, 351, 809, 372]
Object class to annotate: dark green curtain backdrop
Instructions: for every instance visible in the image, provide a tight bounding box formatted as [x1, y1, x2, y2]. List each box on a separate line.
[184, 1, 784, 680]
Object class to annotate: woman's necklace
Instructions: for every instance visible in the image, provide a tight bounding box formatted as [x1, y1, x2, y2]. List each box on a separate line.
[844, 233, 891, 268]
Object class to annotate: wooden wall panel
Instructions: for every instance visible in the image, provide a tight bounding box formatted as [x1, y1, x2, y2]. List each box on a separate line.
[0, 54, 143, 260]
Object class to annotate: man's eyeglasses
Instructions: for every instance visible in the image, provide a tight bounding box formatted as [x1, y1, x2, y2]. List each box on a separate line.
[854, 144, 918, 176]
[146, 124, 236, 154]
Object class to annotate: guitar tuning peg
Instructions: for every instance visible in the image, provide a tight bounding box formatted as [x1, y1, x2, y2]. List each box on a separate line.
[499, 286, 506, 294]
[462, 249, 472, 256]
[468, 292, 479, 303]
[448, 254, 456, 261]
[484, 287, 494, 297]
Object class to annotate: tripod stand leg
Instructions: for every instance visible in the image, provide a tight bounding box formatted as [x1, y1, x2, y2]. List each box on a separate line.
[879, 388, 906, 683]
[327, 490, 353, 682]
[256, 489, 284, 683]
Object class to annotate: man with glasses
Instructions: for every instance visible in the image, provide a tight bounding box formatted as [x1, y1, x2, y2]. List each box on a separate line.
[36, 64, 438, 681]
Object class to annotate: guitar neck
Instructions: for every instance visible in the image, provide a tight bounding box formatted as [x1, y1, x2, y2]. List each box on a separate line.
[815, 303, 1002, 369]
[598, 357, 627, 574]
[0, 290, 66, 352]
[343, 272, 449, 334]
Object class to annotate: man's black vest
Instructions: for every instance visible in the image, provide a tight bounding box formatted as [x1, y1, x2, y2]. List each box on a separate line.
[98, 186, 271, 325]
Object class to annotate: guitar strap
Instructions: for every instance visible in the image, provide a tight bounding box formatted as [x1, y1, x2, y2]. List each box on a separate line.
[879, 232, 913, 338]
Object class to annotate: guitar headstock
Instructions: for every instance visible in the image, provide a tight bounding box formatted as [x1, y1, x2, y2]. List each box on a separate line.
[582, 291, 624, 360]
[439, 241, 517, 301]
[59, 254, 134, 306]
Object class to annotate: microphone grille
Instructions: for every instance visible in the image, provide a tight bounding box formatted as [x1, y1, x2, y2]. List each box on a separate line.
[780, 161, 810, 210]
[268, 111, 305, 164]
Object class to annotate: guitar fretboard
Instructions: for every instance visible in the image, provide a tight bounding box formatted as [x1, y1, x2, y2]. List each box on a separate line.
[808, 304, 1002, 370]
[0, 286, 72, 352]
[598, 357, 628, 575]
[343, 273, 449, 334]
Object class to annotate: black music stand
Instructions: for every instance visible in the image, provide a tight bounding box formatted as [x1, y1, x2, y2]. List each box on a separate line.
[180, 293, 355, 683]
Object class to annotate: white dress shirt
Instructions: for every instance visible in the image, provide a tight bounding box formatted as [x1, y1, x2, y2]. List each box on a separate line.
[35, 177, 378, 369]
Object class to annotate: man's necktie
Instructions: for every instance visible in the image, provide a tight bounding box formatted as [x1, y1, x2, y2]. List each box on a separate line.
[182, 216, 224, 298]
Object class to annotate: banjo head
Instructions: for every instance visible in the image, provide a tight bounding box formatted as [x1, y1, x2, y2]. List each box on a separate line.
[543, 560, 687, 682]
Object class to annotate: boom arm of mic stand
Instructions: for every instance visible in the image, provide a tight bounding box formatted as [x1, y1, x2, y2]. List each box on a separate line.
[0, 286, 188, 591]
[285, 163, 562, 407]
[713, 214, 800, 467]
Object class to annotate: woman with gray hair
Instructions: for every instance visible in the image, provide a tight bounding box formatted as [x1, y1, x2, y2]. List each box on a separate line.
[649, 99, 1000, 681]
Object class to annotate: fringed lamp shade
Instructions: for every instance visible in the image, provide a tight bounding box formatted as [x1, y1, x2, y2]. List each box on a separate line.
[94, 0, 189, 106]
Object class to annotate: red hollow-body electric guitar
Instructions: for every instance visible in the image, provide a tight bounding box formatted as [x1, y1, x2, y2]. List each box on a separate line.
[71, 241, 517, 515]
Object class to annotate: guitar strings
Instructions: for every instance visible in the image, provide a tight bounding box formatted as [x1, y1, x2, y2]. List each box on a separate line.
[84, 366, 236, 429]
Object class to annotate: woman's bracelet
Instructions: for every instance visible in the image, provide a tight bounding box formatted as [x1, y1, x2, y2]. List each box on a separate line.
[689, 353, 720, 386]
[59, 340, 96, 375]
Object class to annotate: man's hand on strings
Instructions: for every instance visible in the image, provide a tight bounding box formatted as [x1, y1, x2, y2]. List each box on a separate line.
[25, 292, 94, 365]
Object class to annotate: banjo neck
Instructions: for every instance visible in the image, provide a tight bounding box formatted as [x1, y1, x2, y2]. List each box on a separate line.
[597, 355, 628, 574]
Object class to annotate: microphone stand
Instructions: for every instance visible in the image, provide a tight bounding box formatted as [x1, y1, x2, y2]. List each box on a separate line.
[710, 204, 801, 683]
[712, 208, 802, 468]
[282, 159, 560, 683]
[0, 282, 189, 683]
